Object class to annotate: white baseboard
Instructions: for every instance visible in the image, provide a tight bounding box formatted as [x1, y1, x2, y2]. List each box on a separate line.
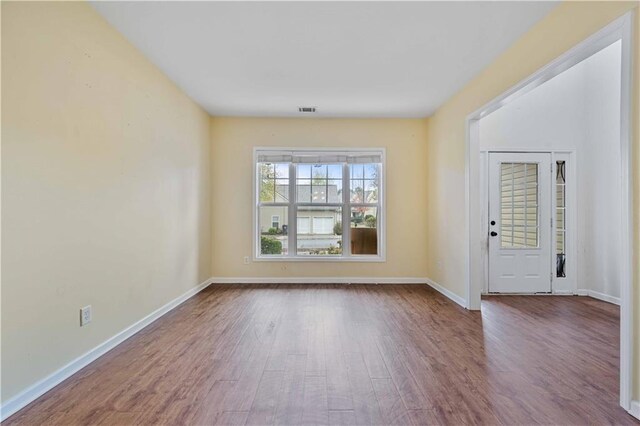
[577, 289, 621, 305]
[424, 278, 467, 308]
[551, 290, 575, 295]
[630, 400, 640, 420]
[210, 276, 467, 309]
[0, 278, 214, 422]
[210, 276, 429, 285]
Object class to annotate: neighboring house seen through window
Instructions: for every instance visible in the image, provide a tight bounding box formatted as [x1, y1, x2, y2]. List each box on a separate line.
[255, 149, 384, 260]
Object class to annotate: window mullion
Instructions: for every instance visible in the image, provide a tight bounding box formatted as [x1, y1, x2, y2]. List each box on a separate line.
[342, 162, 350, 258]
[288, 163, 296, 257]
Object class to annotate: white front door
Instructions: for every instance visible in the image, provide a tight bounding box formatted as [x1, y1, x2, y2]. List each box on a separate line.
[489, 152, 551, 293]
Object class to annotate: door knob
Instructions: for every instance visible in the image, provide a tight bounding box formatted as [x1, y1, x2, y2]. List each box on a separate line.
[490, 231, 498, 237]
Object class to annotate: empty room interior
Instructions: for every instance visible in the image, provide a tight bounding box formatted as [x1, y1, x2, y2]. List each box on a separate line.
[2, 1, 640, 425]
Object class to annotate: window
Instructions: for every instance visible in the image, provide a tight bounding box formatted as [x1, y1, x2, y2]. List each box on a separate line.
[500, 162, 539, 248]
[255, 149, 384, 260]
[556, 160, 566, 277]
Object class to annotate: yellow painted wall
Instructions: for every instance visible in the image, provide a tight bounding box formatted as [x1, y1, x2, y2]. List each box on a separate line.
[1, 1, 211, 402]
[424, 0, 639, 400]
[210, 117, 429, 279]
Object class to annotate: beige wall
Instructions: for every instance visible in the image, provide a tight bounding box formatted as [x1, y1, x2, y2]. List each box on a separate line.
[423, 0, 639, 401]
[1, 1, 211, 403]
[210, 117, 428, 278]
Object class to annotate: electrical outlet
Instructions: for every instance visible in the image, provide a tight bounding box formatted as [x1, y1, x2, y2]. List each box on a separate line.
[80, 305, 92, 327]
[243, 256, 250, 265]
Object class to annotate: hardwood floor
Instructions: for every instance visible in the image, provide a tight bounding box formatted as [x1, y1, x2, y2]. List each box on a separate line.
[4, 284, 635, 425]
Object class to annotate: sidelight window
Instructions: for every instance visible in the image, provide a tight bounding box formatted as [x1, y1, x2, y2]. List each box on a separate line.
[556, 160, 566, 277]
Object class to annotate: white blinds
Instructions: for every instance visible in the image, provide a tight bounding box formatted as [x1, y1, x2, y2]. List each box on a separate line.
[256, 153, 293, 163]
[256, 150, 382, 164]
[347, 154, 381, 164]
[293, 153, 348, 164]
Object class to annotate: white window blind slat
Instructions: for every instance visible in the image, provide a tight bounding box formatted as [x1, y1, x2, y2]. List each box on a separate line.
[256, 153, 293, 163]
[292, 154, 348, 164]
[347, 155, 382, 164]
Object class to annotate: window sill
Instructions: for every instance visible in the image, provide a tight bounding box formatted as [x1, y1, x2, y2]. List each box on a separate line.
[253, 255, 386, 263]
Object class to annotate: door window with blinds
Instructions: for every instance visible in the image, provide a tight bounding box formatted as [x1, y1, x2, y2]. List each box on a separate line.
[255, 149, 384, 260]
[500, 162, 539, 248]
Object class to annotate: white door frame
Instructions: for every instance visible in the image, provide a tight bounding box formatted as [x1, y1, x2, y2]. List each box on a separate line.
[464, 12, 634, 411]
[481, 150, 577, 295]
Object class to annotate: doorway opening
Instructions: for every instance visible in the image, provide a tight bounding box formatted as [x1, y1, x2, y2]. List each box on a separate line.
[465, 12, 633, 412]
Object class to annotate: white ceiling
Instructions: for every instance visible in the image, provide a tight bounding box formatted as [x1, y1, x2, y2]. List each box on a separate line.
[91, 1, 558, 118]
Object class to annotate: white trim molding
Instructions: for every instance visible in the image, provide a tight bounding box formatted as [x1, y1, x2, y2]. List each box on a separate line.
[209, 277, 467, 309]
[210, 276, 427, 285]
[0, 278, 214, 422]
[424, 278, 467, 308]
[576, 289, 621, 306]
[630, 401, 640, 421]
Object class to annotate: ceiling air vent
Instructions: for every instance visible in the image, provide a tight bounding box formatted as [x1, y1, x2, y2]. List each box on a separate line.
[298, 107, 316, 113]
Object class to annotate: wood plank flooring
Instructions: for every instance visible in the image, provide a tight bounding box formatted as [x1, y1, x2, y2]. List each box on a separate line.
[4, 284, 636, 425]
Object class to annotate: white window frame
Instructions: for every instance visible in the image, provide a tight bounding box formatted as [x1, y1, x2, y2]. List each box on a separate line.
[253, 147, 386, 262]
